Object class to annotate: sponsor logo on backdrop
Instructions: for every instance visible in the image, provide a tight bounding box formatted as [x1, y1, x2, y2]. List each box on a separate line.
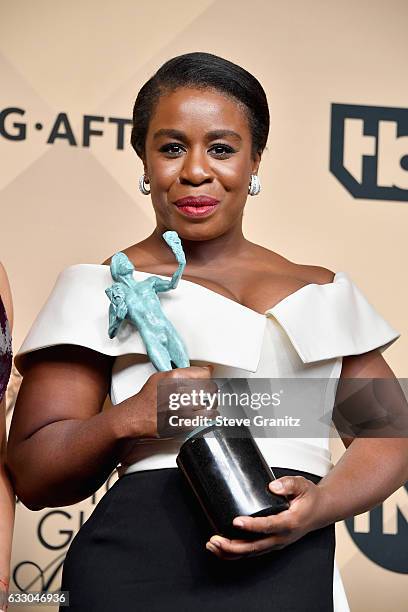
[345, 482, 408, 573]
[330, 103, 408, 201]
[0, 108, 132, 149]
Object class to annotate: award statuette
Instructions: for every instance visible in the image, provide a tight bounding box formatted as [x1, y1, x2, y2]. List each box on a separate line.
[105, 231, 289, 539]
[105, 230, 190, 371]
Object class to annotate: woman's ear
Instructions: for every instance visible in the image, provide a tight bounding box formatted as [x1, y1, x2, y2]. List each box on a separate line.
[140, 155, 148, 178]
[251, 152, 261, 175]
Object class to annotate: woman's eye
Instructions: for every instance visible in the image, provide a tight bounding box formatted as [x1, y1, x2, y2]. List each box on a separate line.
[159, 143, 185, 156]
[210, 144, 235, 157]
[159, 143, 235, 158]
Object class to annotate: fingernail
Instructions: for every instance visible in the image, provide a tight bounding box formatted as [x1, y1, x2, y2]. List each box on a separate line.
[206, 543, 217, 553]
[210, 537, 222, 548]
[233, 518, 245, 527]
[271, 480, 283, 490]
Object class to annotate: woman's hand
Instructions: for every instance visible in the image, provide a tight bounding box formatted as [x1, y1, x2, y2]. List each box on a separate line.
[206, 475, 332, 560]
[117, 365, 219, 464]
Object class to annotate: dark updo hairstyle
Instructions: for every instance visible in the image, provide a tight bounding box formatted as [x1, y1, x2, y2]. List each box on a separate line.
[131, 52, 269, 161]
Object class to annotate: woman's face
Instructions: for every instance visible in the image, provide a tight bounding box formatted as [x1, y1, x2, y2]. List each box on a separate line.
[143, 87, 260, 241]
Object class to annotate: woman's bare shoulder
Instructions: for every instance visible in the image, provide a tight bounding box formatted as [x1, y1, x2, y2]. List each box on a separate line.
[0, 261, 13, 330]
[0, 261, 9, 289]
[101, 241, 156, 268]
[294, 263, 335, 285]
[248, 243, 335, 285]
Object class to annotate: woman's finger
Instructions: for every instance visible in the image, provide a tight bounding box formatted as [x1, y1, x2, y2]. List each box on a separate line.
[206, 539, 247, 560]
[207, 534, 286, 558]
[232, 512, 293, 535]
[269, 475, 310, 498]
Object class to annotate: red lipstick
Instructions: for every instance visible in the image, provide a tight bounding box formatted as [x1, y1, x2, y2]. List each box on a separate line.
[174, 196, 220, 218]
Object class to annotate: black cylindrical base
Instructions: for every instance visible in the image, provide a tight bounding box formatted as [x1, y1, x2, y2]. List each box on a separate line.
[176, 424, 289, 539]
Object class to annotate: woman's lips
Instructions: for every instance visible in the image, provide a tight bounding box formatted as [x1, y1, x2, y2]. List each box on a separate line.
[174, 196, 220, 218]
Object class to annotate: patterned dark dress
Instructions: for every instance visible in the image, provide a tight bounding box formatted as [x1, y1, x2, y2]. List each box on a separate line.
[0, 295, 12, 403]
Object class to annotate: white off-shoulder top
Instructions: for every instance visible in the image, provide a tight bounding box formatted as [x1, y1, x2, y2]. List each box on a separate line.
[14, 264, 401, 612]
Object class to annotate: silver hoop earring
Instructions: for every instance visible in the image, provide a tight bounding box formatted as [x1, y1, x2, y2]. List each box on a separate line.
[139, 174, 150, 195]
[248, 174, 261, 196]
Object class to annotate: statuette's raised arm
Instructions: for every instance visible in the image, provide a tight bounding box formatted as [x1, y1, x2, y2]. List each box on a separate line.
[158, 230, 186, 291]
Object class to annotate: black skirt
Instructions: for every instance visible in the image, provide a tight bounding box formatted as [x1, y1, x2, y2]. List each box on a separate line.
[60, 467, 335, 612]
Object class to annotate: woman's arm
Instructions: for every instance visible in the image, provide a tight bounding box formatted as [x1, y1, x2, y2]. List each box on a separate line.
[315, 348, 408, 525]
[6, 344, 215, 510]
[7, 344, 141, 510]
[0, 262, 15, 605]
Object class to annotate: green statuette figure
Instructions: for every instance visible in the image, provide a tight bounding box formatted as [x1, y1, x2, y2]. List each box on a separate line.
[105, 231, 190, 371]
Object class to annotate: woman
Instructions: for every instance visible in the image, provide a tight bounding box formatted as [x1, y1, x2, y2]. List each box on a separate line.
[0, 262, 14, 612]
[7, 53, 408, 611]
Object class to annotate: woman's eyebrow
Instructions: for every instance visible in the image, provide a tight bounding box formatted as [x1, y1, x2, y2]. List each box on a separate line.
[153, 128, 242, 142]
[153, 128, 185, 141]
[206, 129, 242, 142]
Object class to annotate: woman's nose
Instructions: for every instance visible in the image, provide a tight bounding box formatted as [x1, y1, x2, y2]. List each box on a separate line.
[179, 148, 213, 185]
